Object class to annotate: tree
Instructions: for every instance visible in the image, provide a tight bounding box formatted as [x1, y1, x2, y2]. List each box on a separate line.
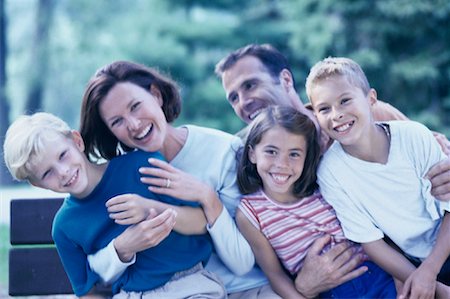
[24, 0, 54, 114]
[0, 0, 13, 185]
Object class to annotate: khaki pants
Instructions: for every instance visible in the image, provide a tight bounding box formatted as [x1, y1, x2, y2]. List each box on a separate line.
[228, 284, 281, 299]
[114, 264, 226, 299]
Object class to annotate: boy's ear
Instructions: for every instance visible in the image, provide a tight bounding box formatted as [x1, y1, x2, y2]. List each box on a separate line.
[150, 84, 163, 107]
[248, 145, 257, 164]
[368, 88, 378, 106]
[71, 131, 85, 152]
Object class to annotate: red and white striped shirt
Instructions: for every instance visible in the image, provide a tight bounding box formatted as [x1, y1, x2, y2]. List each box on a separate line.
[238, 190, 365, 274]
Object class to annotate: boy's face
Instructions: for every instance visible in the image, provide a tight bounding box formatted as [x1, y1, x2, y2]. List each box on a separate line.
[310, 75, 376, 147]
[249, 126, 307, 203]
[28, 132, 91, 198]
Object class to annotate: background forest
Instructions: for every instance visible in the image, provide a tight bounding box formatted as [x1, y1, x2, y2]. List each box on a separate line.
[1, 0, 450, 186]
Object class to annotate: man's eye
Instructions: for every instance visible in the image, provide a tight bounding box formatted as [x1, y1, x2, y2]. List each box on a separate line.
[245, 82, 255, 90]
[341, 98, 351, 104]
[319, 107, 329, 113]
[229, 94, 238, 103]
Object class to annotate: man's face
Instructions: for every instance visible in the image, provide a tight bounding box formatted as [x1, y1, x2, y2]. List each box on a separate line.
[221, 55, 295, 124]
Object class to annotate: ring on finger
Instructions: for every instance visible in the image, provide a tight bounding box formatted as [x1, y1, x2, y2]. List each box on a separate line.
[165, 178, 171, 188]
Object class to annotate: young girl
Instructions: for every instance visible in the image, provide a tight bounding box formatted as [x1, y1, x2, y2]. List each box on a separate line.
[235, 105, 396, 298]
[306, 57, 450, 299]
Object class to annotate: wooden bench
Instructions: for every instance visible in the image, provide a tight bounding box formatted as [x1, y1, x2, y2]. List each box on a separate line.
[9, 197, 111, 297]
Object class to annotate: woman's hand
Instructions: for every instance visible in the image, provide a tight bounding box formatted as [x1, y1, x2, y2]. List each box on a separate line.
[113, 208, 176, 262]
[106, 193, 155, 225]
[139, 158, 223, 225]
[140, 158, 214, 205]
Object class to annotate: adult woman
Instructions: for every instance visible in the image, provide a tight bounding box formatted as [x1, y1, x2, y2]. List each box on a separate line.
[80, 61, 279, 298]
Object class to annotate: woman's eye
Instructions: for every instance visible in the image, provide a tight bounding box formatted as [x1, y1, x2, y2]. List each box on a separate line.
[111, 118, 122, 128]
[59, 150, 67, 160]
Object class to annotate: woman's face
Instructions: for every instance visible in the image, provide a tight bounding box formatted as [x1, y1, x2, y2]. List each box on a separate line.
[99, 81, 168, 152]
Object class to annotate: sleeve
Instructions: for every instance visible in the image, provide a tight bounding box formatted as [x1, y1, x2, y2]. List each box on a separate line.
[52, 222, 100, 296]
[207, 203, 255, 276]
[206, 137, 255, 276]
[317, 159, 384, 243]
[404, 121, 449, 215]
[237, 198, 261, 230]
[87, 239, 136, 284]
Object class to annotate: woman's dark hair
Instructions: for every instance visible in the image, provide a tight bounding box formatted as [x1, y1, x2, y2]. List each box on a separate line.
[80, 61, 181, 161]
[237, 105, 320, 198]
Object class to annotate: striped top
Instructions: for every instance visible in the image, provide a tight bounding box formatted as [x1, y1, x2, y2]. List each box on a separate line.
[238, 190, 365, 274]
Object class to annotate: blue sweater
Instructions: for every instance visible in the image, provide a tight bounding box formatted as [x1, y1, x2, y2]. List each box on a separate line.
[52, 150, 212, 296]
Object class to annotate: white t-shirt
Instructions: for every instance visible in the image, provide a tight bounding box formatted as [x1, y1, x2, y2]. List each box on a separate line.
[318, 121, 448, 259]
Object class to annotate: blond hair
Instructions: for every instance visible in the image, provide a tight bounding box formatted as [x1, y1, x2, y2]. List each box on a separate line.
[305, 57, 370, 102]
[3, 112, 72, 181]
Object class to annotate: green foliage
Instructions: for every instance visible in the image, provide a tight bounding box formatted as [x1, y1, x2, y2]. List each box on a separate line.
[5, 0, 450, 136]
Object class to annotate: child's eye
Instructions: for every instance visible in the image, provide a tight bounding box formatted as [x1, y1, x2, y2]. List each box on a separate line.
[318, 106, 330, 114]
[42, 169, 52, 180]
[341, 98, 351, 104]
[131, 102, 141, 111]
[59, 150, 67, 160]
[290, 152, 301, 158]
[265, 150, 277, 156]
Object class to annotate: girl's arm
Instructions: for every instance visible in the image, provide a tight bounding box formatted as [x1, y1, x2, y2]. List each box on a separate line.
[236, 209, 306, 299]
[363, 239, 435, 299]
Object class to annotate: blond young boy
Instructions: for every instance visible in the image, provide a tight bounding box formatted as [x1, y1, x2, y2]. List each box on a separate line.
[3, 112, 225, 298]
[306, 57, 450, 299]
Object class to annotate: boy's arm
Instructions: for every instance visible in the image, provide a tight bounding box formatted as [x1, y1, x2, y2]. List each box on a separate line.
[235, 209, 306, 299]
[362, 239, 435, 299]
[402, 212, 450, 299]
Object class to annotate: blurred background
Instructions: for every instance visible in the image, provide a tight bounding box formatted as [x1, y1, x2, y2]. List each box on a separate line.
[0, 0, 450, 293]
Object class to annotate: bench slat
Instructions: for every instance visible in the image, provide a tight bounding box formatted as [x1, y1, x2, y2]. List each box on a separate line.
[10, 197, 64, 245]
[9, 247, 73, 296]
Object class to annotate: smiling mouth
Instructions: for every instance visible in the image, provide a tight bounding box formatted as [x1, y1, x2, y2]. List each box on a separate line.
[249, 108, 265, 121]
[270, 173, 290, 184]
[64, 169, 78, 187]
[334, 121, 354, 132]
[135, 124, 152, 140]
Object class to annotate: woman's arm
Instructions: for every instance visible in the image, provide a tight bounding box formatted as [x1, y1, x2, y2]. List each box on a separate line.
[236, 209, 306, 299]
[140, 158, 224, 225]
[106, 193, 207, 234]
[139, 157, 256, 275]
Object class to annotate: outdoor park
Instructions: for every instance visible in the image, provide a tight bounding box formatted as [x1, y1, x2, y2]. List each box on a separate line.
[0, 0, 449, 296]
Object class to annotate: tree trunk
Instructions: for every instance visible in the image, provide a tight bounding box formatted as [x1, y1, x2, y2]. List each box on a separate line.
[0, 0, 14, 185]
[24, 0, 54, 114]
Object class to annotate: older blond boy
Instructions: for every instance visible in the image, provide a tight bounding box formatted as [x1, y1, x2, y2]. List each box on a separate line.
[306, 57, 450, 299]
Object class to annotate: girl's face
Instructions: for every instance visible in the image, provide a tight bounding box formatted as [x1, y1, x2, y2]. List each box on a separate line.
[249, 125, 307, 203]
[99, 82, 168, 153]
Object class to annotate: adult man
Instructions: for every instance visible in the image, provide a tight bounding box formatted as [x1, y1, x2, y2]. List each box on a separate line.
[215, 43, 450, 298]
